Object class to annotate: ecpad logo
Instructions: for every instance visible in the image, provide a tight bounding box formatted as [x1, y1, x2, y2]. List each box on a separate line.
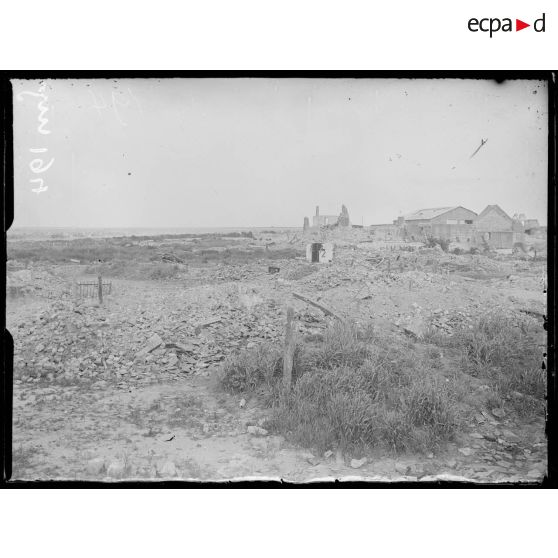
[468, 13, 546, 37]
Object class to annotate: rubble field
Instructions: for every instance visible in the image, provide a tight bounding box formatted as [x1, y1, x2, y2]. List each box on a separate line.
[7, 228, 547, 482]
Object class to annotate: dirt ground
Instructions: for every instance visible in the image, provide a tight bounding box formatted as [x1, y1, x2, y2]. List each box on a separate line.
[7, 230, 548, 482]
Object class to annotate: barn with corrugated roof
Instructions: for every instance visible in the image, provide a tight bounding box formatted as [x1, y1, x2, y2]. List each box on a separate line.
[401, 206, 478, 242]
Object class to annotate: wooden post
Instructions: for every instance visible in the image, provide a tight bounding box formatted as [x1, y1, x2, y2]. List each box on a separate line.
[292, 292, 344, 322]
[283, 306, 295, 391]
[98, 274, 103, 304]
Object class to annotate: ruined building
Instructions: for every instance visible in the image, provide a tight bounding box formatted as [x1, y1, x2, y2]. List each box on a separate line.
[338, 205, 350, 227]
[476, 204, 524, 248]
[305, 205, 351, 230]
[513, 213, 540, 233]
[312, 206, 339, 227]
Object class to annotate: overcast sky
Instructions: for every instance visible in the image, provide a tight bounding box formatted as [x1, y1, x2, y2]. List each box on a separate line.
[11, 77, 548, 229]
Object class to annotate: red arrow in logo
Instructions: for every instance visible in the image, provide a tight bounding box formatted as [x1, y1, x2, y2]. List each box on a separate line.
[516, 19, 530, 31]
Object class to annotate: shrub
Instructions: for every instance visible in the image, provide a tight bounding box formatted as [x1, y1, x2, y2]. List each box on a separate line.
[426, 236, 450, 252]
[148, 263, 180, 280]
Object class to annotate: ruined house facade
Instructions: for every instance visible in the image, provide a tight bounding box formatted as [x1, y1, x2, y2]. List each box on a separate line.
[513, 213, 540, 234]
[312, 206, 339, 227]
[306, 205, 351, 230]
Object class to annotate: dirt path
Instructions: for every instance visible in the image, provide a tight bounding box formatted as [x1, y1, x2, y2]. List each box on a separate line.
[12, 367, 546, 482]
[12, 373, 394, 481]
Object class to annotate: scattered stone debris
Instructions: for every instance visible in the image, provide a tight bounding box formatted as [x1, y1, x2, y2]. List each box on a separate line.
[107, 460, 126, 479]
[136, 333, 163, 359]
[302, 453, 321, 466]
[8, 226, 547, 481]
[158, 461, 178, 478]
[195, 317, 222, 335]
[247, 425, 268, 436]
[86, 457, 106, 476]
[350, 457, 367, 469]
[458, 447, 474, 456]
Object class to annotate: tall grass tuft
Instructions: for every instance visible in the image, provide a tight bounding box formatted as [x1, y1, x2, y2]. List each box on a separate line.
[425, 311, 546, 417]
[219, 322, 460, 455]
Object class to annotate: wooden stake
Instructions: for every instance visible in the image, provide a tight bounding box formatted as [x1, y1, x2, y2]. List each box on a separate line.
[283, 306, 295, 391]
[98, 274, 103, 304]
[292, 292, 345, 322]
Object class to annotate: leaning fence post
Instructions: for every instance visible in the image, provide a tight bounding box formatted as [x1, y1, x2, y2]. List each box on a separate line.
[283, 306, 295, 391]
[98, 274, 103, 304]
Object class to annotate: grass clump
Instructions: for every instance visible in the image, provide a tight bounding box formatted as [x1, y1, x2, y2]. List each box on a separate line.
[459, 314, 519, 370]
[219, 343, 282, 393]
[147, 263, 180, 280]
[270, 358, 459, 454]
[311, 322, 372, 370]
[426, 311, 546, 417]
[426, 236, 450, 252]
[219, 321, 460, 455]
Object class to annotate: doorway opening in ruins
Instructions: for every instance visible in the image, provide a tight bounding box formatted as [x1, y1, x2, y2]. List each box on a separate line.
[311, 243, 322, 263]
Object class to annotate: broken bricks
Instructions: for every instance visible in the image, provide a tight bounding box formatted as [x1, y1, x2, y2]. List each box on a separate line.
[135, 333, 163, 360]
[350, 457, 367, 469]
[194, 317, 221, 335]
[165, 341, 196, 353]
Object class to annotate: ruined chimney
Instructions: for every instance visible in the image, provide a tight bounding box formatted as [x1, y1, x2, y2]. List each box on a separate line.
[315, 206, 320, 217]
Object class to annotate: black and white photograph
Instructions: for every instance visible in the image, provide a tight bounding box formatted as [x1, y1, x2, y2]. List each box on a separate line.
[6, 76, 549, 484]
